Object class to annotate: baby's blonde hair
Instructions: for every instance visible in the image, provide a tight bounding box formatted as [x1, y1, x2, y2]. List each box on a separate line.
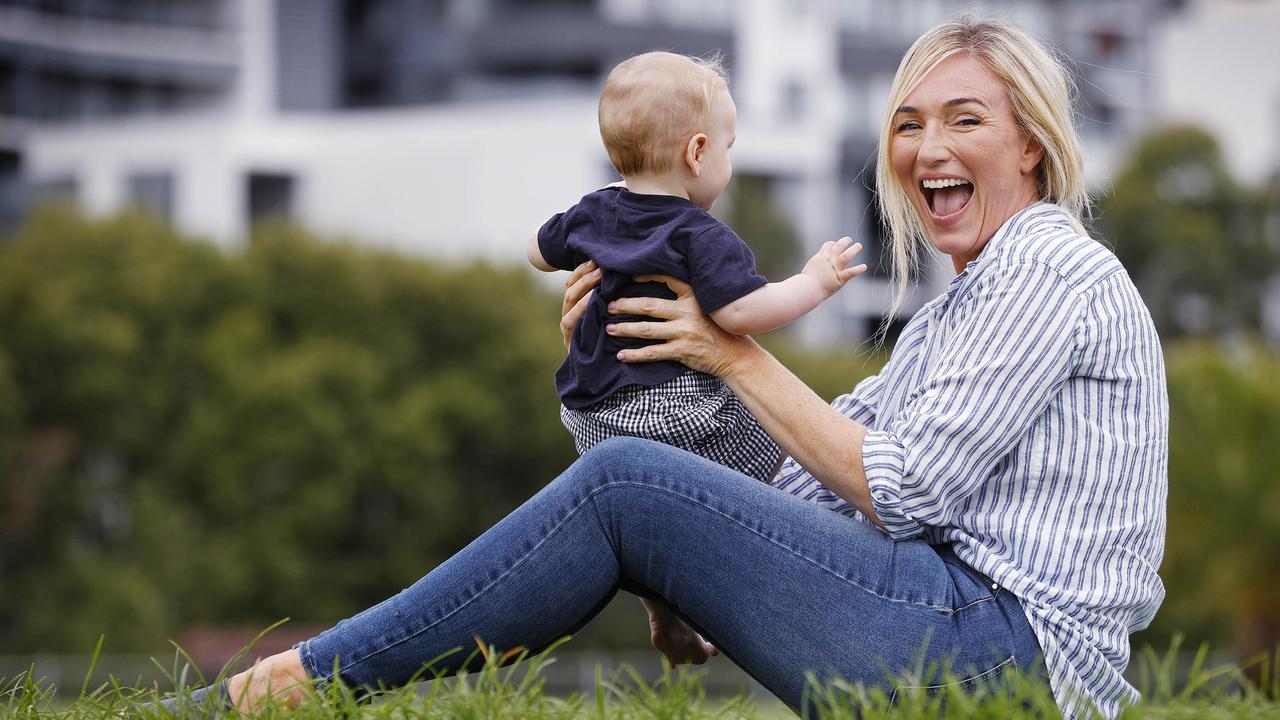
[599, 51, 728, 177]
[875, 15, 1088, 327]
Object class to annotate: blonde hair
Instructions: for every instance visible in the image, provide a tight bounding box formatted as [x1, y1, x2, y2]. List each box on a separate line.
[875, 15, 1088, 327]
[599, 51, 729, 177]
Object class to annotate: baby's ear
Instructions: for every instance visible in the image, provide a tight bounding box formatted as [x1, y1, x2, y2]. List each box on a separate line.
[684, 133, 708, 176]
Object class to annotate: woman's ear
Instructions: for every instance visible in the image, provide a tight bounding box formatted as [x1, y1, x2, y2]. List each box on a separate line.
[1020, 132, 1045, 176]
[685, 133, 708, 177]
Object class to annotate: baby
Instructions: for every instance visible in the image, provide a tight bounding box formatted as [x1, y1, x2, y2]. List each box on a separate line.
[528, 51, 864, 482]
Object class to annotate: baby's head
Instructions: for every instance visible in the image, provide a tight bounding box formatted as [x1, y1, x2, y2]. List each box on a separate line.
[599, 51, 735, 210]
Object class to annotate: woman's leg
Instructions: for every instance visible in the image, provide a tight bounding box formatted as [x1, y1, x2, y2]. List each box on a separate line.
[227, 437, 1041, 711]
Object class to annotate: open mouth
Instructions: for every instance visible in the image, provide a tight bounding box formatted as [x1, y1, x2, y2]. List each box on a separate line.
[921, 177, 973, 218]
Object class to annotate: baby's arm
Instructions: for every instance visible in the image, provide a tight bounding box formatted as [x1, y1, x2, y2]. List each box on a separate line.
[710, 237, 865, 336]
[528, 231, 556, 272]
[530, 181, 627, 273]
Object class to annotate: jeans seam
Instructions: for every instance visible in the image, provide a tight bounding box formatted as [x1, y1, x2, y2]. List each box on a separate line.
[889, 655, 1018, 703]
[586, 492, 622, 562]
[947, 595, 997, 615]
[295, 640, 324, 683]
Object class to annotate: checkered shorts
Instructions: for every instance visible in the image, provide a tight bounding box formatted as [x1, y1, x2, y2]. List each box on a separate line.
[560, 369, 782, 482]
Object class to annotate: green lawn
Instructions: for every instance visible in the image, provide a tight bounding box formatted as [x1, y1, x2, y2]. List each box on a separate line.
[4, 638, 1278, 718]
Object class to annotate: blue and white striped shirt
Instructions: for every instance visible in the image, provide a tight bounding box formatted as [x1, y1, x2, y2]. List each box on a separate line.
[773, 202, 1168, 718]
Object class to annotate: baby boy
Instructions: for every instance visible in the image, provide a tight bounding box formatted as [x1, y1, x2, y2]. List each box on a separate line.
[528, 51, 864, 482]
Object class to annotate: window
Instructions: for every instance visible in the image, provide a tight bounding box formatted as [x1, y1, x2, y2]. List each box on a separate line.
[781, 79, 807, 121]
[0, 150, 21, 234]
[246, 172, 294, 223]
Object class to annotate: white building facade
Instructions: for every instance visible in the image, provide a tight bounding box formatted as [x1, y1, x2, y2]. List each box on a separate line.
[11, 0, 1187, 344]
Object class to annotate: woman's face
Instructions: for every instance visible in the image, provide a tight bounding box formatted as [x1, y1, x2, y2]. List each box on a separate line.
[890, 54, 1044, 271]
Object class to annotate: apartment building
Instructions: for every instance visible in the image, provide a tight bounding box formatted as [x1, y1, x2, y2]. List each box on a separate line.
[4, 0, 1181, 343]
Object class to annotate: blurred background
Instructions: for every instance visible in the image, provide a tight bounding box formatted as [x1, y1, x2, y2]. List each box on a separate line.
[0, 0, 1276, 697]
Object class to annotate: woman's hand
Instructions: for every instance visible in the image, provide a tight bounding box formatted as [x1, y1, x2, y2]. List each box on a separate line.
[560, 260, 602, 350]
[641, 598, 719, 667]
[605, 275, 758, 378]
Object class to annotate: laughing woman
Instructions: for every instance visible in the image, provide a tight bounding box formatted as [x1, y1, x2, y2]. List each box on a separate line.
[161, 16, 1166, 720]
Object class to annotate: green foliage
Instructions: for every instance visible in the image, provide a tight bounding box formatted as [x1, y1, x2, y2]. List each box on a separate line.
[1139, 340, 1280, 658]
[1096, 123, 1280, 659]
[1097, 124, 1278, 337]
[762, 340, 886, 403]
[0, 208, 576, 652]
[722, 175, 801, 280]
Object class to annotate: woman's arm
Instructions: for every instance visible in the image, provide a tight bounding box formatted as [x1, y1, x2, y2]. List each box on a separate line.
[604, 275, 884, 528]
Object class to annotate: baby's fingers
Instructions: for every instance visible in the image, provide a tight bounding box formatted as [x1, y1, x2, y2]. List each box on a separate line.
[839, 263, 869, 282]
[837, 241, 864, 266]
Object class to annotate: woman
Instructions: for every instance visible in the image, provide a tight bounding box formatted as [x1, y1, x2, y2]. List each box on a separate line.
[167, 16, 1166, 719]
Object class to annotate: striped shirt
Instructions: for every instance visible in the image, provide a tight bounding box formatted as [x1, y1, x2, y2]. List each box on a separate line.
[773, 202, 1168, 719]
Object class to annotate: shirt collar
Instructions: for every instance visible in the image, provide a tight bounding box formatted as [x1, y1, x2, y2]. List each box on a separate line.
[945, 201, 1069, 297]
[962, 202, 1070, 280]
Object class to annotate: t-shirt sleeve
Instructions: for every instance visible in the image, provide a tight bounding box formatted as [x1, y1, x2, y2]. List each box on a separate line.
[684, 224, 768, 313]
[536, 208, 580, 272]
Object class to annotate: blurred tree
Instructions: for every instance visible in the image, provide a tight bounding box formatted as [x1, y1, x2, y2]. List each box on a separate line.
[722, 174, 800, 280]
[1098, 124, 1278, 337]
[1136, 340, 1280, 661]
[0, 208, 575, 652]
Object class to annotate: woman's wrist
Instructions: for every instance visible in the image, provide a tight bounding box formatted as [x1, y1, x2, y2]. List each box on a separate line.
[719, 335, 769, 384]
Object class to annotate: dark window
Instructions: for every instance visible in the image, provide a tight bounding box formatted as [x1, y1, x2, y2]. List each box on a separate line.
[860, 184, 891, 279]
[873, 314, 908, 346]
[247, 172, 294, 223]
[841, 150, 891, 280]
[0, 149, 22, 235]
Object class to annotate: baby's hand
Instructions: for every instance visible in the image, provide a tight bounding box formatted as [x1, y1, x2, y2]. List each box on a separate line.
[801, 236, 867, 297]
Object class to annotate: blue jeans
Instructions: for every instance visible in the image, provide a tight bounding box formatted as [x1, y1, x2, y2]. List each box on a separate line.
[296, 438, 1043, 711]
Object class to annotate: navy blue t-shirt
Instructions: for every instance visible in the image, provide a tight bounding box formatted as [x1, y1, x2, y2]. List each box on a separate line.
[539, 187, 767, 410]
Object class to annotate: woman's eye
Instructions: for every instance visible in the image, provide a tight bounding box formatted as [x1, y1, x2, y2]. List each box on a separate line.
[956, 117, 981, 126]
[894, 121, 921, 132]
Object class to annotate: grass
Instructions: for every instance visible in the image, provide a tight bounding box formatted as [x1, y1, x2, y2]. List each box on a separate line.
[2, 636, 1278, 719]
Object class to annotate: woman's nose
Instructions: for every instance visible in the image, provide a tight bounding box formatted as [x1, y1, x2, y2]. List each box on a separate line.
[918, 123, 952, 164]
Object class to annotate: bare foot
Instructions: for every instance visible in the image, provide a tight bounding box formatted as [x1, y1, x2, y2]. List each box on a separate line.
[225, 649, 312, 712]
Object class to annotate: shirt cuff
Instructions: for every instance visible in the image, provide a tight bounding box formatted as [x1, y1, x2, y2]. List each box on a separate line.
[862, 430, 924, 540]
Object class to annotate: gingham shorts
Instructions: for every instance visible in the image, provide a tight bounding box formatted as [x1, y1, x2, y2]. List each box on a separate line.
[560, 369, 782, 482]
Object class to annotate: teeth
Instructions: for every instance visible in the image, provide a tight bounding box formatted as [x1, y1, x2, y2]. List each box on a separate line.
[921, 178, 971, 189]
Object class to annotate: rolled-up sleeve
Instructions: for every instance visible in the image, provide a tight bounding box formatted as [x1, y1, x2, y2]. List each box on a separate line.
[864, 261, 1084, 540]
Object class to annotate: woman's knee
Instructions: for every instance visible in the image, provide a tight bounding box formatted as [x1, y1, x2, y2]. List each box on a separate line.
[559, 437, 704, 499]
[579, 437, 681, 476]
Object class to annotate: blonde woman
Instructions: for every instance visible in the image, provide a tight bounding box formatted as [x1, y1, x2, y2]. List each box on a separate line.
[162, 16, 1165, 720]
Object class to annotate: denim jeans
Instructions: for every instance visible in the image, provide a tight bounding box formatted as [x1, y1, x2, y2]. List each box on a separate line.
[296, 438, 1043, 711]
